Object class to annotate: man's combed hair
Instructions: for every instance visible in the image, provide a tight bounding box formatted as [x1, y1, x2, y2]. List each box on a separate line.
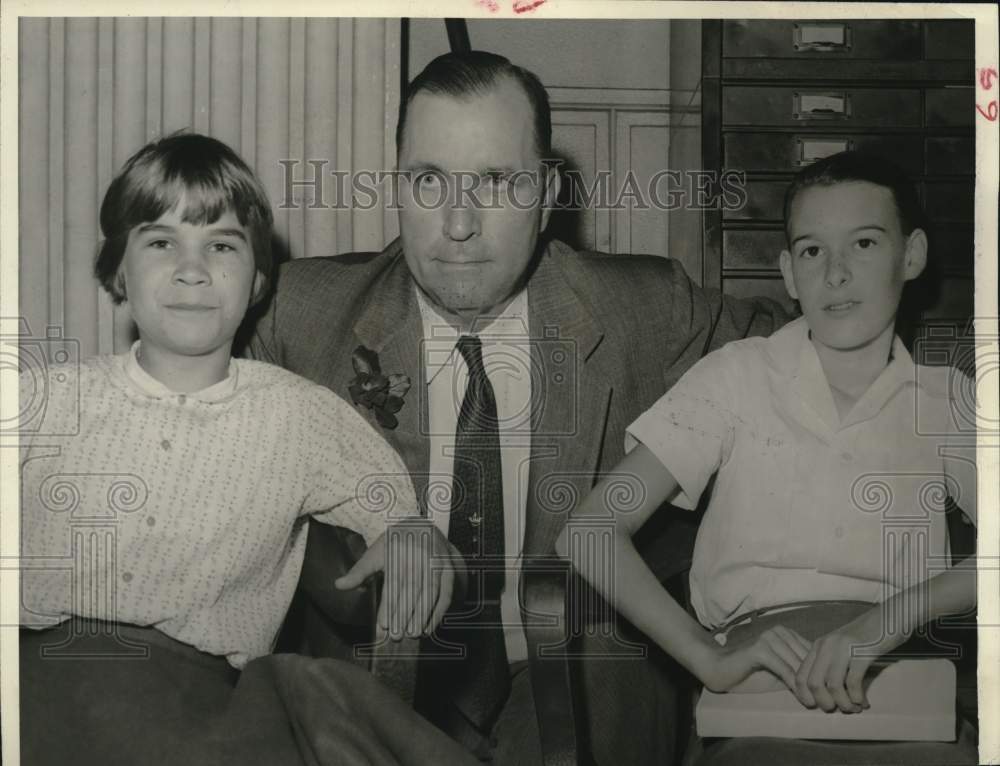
[783, 151, 927, 245]
[396, 50, 552, 160]
[95, 132, 274, 305]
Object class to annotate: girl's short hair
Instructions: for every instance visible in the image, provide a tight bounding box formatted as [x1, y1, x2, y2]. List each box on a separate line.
[95, 132, 274, 304]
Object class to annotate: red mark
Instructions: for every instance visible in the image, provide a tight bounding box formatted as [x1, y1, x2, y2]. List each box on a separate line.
[977, 67, 998, 122]
[513, 0, 547, 13]
[479, 0, 500, 11]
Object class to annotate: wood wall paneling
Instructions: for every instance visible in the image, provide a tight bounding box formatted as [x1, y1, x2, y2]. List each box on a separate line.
[614, 113, 672, 262]
[209, 19, 244, 162]
[257, 18, 292, 253]
[352, 18, 387, 253]
[382, 25, 402, 246]
[303, 18, 340, 261]
[551, 110, 612, 253]
[18, 19, 50, 352]
[335, 20, 354, 254]
[63, 19, 100, 359]
[162, 18, 195, 135]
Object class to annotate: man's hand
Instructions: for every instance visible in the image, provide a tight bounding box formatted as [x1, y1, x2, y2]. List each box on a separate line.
[793, 607, 902, 714]
[334, 520, 462, 640]
[699, 625, 813, 702]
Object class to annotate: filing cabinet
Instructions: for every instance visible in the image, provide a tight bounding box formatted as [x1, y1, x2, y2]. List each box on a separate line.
[701, 19, 976, 350]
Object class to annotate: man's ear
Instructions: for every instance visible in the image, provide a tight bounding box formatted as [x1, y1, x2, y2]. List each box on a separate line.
[903, 228, 928, 282]
[538, 162, 562, 232]
[779, 250, 798, 301]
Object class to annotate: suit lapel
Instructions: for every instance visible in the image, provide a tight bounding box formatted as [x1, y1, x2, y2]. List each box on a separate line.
[342, 240, 615, 540]
[351, 247, 431, 512]
[524, 244, 614, 556]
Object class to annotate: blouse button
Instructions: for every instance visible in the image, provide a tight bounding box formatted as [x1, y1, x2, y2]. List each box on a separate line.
[178, 395, 187, 405]
[160, 439, 171, 451]
[122, 572, 133, 583]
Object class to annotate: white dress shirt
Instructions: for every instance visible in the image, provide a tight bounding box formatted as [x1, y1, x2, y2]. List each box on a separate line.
[416, 287, 533, 663]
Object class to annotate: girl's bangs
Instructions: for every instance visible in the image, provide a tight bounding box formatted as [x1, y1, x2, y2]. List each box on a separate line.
[125, 169, 236, 229]
[170, 173, 234, 225]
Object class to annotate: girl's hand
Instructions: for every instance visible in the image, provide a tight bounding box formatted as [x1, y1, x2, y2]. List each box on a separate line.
[699, 625, 813, 705]
[335, 520, 462, 640]
[794, 608, 902, 713]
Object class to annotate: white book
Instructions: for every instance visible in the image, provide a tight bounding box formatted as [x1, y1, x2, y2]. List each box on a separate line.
[696, 659, 956, 741]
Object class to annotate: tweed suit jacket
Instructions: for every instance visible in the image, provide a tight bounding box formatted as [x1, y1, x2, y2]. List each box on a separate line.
[249, 237, 791, 582]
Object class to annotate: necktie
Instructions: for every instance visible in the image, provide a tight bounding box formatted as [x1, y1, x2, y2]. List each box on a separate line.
[438, 334, 510, 733]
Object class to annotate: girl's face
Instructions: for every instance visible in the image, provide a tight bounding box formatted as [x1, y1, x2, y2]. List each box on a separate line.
[121, 202, 258, 362]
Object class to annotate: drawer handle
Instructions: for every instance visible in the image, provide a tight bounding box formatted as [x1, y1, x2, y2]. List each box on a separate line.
[796, 137, 854, 166]
[793, 23, 853, 52]
[793, 92, 851, 120]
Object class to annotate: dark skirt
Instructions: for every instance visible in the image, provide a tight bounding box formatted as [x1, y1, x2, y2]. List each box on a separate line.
[20, 620, 477, 766]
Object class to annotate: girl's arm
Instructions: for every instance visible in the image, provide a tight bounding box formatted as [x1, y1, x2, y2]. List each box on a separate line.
[794, 555, 976, 713]
[555, 444, 812, 698]
[801, 399, 978, 716]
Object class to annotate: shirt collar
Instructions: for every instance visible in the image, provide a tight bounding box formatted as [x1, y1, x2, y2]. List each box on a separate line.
[845, 334, 916, 425]
[779, 317, 918, 431]
[121, 340, 240, 403]
[415, 287, 530, 385]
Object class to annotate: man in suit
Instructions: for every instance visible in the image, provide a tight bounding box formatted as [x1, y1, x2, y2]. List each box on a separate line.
[250, 50, 791, 765]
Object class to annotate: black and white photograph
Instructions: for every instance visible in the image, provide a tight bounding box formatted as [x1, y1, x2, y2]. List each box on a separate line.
[1, 3, 997, 765]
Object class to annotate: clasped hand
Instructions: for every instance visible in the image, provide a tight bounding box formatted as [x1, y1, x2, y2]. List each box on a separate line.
[334, 519, 464, 640]
[703, 611, 894, 714]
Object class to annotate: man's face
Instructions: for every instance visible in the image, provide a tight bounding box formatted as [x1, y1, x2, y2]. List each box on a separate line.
[396, 78, 559, 320]
[779, 181, 926, 353]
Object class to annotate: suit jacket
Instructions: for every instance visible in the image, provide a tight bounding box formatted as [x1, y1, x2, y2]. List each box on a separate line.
[249, 237, 791, 589]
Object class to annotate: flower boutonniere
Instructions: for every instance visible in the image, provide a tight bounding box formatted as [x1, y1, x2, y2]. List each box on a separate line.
[348, 345, 411, 429]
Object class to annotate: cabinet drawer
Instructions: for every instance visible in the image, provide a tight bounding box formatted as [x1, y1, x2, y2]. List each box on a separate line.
[725, 133, 923, 174]
[723, 20, 921, 59]
[924, 182, 974, 223]
[918, 277, 973, 321]
[927, 224, 974, 275]
[925, 136, 974, 175]
[724, 87, 921, 127]
[716, 179, 976, 224]
[925, 20, 976, 60]
[723, 230, 786, 270]
[925, 88, 974, 127]
[724, 180, 786, 221]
